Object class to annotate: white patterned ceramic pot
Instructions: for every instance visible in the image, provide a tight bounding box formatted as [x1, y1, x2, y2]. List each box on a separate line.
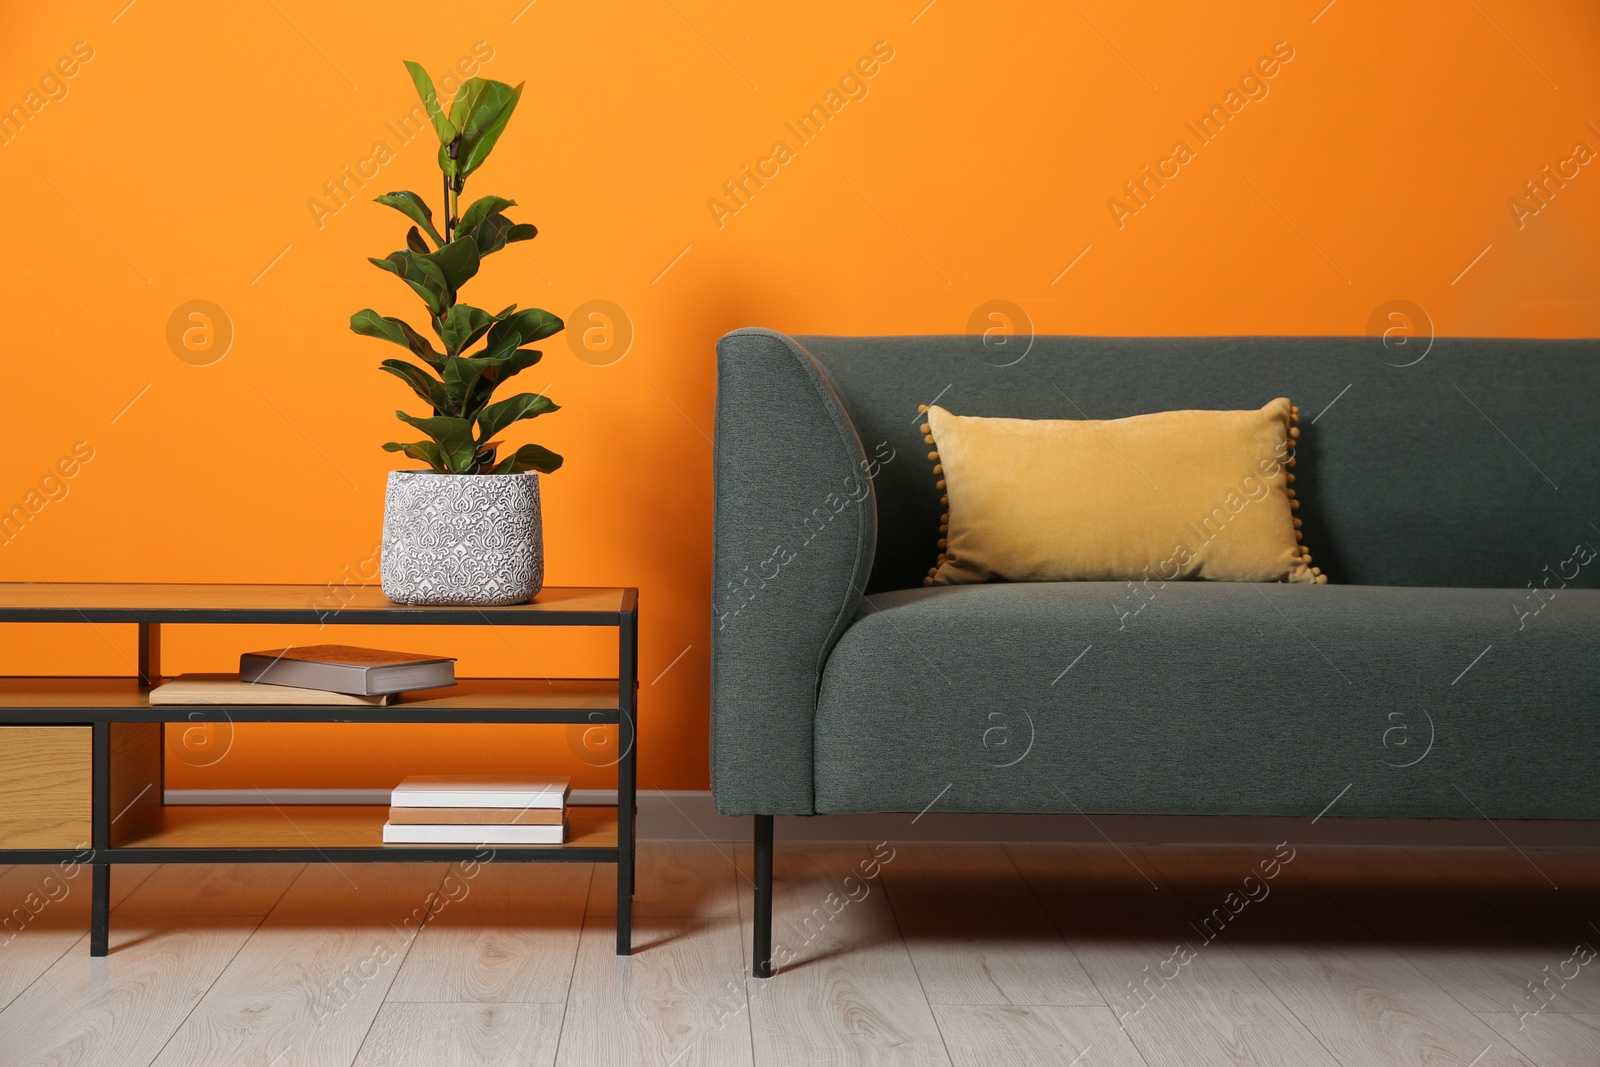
[381, 471, 544, 606]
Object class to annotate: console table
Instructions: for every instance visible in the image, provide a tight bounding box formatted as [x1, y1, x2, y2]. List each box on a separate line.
[0, 582, 638, 957]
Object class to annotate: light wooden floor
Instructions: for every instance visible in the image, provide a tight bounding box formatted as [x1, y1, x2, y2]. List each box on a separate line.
[1, 842, 1597, 1066]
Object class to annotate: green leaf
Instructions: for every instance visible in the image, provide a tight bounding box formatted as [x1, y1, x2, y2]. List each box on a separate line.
[465, 213, 514, 256]
[443, 346, 544, 420]
[440, 303, 500, 357]
[442, 355, 491, 416]
[457, 195, 516, 237]
[448, 78, 494, 134]
[423, 235, 480, 294]
[471, 327, 520, 373]
[350, 309, 445, 368]
[368, 251, 449, 316]
[474, 441, 500, 470]
[351, 308, 409, 347]
[403, 61, 457, 145]
[492, 442, 564, 475]
[379, 359, 449, 413]
[465, 211, 538, 257]
[382, 439, 446, 473]
[446, 77, 476, 127]
[394, 412, 476, 472]
[437, 141, 457, 180]
[405, 226, 429, 254]
[476, 392, 559, 442]
[457, 80, 524, 179]
[374, 192, 444, 247]
[494, 348, 544, 378]
[486, 308, 563, 357]
[471, 348, 544, 414]
[464, 348, 542, 405]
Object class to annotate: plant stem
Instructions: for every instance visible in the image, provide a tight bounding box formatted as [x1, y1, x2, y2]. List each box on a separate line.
[443, 134, 464, 242]
[442, 171, 452, 242]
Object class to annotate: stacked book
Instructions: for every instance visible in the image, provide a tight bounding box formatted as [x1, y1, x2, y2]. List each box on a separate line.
[148, 645, 456, 706]
[382, 776, 570, 845]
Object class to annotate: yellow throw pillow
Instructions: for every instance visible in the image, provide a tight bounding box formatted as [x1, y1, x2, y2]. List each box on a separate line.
[922, 398, 1323, 586]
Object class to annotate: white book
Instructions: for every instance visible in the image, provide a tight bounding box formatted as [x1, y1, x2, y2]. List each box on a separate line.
[390, 775, 571, 810]
[382, 821, 567, 845]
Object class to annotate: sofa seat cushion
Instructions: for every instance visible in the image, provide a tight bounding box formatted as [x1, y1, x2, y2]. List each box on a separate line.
[813, 582, 1600, 819]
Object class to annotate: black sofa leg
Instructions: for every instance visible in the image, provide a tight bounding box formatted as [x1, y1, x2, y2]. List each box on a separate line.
[753, 814, 773, 978]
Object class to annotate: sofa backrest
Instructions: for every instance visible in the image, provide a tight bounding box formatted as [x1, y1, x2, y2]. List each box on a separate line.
[795, 334, 1600, 592]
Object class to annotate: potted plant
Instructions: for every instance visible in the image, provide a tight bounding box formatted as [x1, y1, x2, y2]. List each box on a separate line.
[351, 62, 564, 606]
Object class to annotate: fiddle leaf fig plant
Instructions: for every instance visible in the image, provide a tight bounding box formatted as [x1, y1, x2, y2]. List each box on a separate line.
[350, 62, 563, 475]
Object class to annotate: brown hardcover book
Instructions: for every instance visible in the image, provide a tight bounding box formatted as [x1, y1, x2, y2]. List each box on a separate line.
[386, 806, 564, 826]
[239, 644, 455, 696]
[149, 674, 394, 707]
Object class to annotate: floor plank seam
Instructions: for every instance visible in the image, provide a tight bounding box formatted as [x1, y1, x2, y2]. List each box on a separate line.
[1269, 853, 1445, 1067]
[876, 858, 958, 1067]
[1473, 1012, 1540, 1067]
[546, 862, 595, 1067]
[1297, 855, 1534, 1033]
[976, 846, 1159, 1067]
[1062, 850, 1165, 1067]
[126, 862, 307, 1067]
[1230, 946, 1358, 1067]
[999, 843, 1113, 1012]
[1134, 845, 1353, 1067]
[0, 859, 123, 1018]
[384, 997, 574, 1005]
[32, 969, 135, 1066]
[732, 841, 759, 1067]
[1001, 841, 1146, 1046]
[140, 902, 283, 1066]
[349, 863, 457, 1067]
[105, 864, 161, 913]
[0, 936, 76, 1018]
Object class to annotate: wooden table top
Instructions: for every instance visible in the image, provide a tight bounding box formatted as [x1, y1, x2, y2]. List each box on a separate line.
[0, 583, 636, 624]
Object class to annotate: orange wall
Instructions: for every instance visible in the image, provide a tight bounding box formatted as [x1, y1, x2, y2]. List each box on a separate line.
[4, 1, 1598, 791]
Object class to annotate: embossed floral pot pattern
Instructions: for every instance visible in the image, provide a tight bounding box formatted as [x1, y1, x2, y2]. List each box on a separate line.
[381, 471, 544, 606]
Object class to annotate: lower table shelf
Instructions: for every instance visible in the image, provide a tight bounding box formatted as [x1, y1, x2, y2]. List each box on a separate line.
[108, 803, 619, 859]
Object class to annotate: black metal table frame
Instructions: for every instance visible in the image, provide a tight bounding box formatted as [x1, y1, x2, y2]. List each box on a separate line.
[0, 587, 638, 958]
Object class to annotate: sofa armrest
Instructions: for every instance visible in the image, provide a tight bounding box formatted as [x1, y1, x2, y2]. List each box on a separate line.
[711, 328, 880, 815]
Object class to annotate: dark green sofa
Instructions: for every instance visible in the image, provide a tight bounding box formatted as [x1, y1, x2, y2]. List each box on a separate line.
[712, 327, 1600, 977]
